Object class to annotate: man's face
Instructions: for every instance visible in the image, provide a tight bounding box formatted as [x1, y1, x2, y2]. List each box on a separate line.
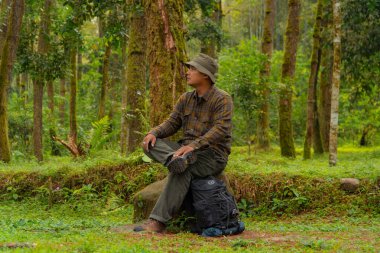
[186, 65, 209, 87]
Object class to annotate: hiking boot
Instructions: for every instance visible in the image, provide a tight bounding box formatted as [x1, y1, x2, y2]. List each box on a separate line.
[133, 218, 166, 233]
[166, 152, 197, 174]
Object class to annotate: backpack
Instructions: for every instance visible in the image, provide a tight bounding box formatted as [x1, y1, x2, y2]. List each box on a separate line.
[190, 176, 242, 235]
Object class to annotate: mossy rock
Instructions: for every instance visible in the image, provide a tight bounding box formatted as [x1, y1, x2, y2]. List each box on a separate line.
[132, 171, 234, 223]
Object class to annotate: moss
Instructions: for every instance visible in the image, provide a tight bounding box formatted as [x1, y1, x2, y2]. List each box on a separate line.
[144, 0, 187, 127]
[278, 0, 300, 158]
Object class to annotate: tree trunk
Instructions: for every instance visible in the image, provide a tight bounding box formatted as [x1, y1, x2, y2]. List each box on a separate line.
[144, 0, 188, 128]
[0, 0, 12, 62]
[59, 78, 66, 126]
[20, 72, 28, 105]
[120, 3, 128, 155]
[77, 49, 82, 83]
[303, 0, 323, 159]
[256, 0, 275, 150]
[47, 80, 60, 156]
[123, 0, 147, 153]
[0, 0, 25, 163]
[32, 0, 53, 161]
[98, 44, 111, 120]
[278, 0, 300, 158]
[69, 48, 77, 143]
[32, 78, 44, 161]
[312, 77, 324, 155]
[329, 0, 341, 166]
[318, 1, 333, 152]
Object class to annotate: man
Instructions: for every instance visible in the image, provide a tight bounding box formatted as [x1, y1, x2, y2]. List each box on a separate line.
[133, 53, 233, 233]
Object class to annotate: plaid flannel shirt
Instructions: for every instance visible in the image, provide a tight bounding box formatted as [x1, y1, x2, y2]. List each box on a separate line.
[148, 86, 233, 162]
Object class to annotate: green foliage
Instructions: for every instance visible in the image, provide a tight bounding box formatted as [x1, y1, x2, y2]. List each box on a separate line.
[86, 115, 113, 152]
[217, 37, 266, 144]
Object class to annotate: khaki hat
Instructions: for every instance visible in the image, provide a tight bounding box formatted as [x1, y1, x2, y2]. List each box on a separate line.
[185, 53, 218, 83]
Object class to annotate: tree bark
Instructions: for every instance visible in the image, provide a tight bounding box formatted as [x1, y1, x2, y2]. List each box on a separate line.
[32, 0, 53, 161]
[0, 0, 25, 163]
[0, 0, 12, 62]
[318, 1, 333, 152]
[59, 78, 66, 126]
[256, 0, 275, 150]
[144, 0, 188, 128]
[69, 48, 77, 143]
[303, 0, 323, 159]
[120, 3, 128, 155]
[278, 0, 300, 158]
[98, 44, 111, 120]
[123, 0, 147, 153]
[329, 0, 341, 166]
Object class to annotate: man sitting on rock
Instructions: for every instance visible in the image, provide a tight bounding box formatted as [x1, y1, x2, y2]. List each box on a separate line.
[133, 53, 234, 233]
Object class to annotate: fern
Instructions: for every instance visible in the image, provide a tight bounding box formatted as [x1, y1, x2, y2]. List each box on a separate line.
[87, 116, 112, 152]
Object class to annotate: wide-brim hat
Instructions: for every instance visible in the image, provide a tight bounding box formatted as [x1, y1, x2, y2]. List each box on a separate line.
[185, 53, 218, 83]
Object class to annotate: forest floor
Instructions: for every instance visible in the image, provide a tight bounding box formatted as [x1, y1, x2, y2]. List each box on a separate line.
[0, 144, 379, 252]
[0, 199, 379, 253]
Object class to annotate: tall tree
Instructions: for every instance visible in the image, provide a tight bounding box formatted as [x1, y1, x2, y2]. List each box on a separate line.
[98, 43, 111, 119]
[329, 0, 341, 166]
[0, 0, 25, 163]
[33, 0, 53, 161]
[318, 0, 333, 152]
[303, 0, 323, 159]
[144, 0, 187, 127]
[97, 13, 111, 120]
[278, 0, 301, 158]
[256, 0, 275, 150]
[121, 0, 147, 154]
[0, 0, 12, 62]
[69, 47, 77, 144]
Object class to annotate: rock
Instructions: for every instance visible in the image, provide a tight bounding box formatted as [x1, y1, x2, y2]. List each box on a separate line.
[132, 171, 234, 222]
[340, 178, 360, 193]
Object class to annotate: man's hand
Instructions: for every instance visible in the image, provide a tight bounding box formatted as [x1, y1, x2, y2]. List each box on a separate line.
[173, 145, 194, 158]
[142, 133, 156, 152]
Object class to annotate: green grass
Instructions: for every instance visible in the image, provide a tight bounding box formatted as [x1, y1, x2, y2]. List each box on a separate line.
[226, 145, 380, 179]
[0, 199, 379, 252]
[0, 150, 137, 174]
[2, 144, 379, 180]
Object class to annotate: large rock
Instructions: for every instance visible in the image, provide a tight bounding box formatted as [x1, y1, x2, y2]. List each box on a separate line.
[132, 171, 234, 222]
[340, 178, 360, 193]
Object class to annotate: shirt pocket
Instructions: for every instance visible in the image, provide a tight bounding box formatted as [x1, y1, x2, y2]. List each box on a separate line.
[200, 114, 212, 135]
[182, 108, 193, 129]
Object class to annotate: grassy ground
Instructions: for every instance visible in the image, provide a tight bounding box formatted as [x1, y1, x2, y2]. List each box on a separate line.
[0, 145, 379, 252]
[226, 145, 380, 179]
[1, 144, 379, 180]
[0, 199, 379, 252]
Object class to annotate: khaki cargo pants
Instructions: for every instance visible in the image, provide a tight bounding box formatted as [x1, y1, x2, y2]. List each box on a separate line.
[143, 138, 227, 224]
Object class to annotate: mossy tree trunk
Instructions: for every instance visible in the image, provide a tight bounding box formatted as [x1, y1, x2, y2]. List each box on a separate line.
[0, 0, 12, 62]
[98, 44, 111, 120]
[144, 0, 187, 128]
[122, 0, 147, 153]
[0, 0, 25, 163]
[329, 0, 341, 166]
[69, 48, 77, 144]
[256, 0, 275, 150]
[120, 3, 128, 155]
[59, 78, 66, 126]
[278, 0, 300, 158]
[318, 0, 333, 153]
[303, 0, 323, 159]
[33, 0, 53, 161]
[47, 79, 60, 156]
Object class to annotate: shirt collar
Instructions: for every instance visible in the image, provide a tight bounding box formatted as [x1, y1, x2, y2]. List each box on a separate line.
[192, 85, 216, 102]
